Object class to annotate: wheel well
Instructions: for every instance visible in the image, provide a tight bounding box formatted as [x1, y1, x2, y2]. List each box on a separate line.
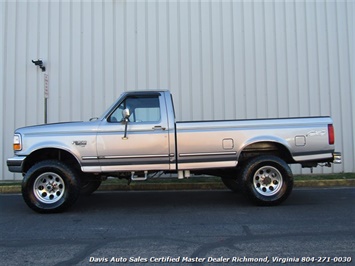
[23, 148, 81, 173]
[239, 142, 294, 164]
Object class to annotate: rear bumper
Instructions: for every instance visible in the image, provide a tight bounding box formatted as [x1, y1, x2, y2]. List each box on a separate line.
[7, 156, 26, 173]
[333, 152, 342, 164]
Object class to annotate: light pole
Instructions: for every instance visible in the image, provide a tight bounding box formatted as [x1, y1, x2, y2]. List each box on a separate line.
[31, 59, 48, 124]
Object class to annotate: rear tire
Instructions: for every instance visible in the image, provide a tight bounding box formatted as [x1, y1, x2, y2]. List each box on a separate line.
[22, 160, 80, 213]
[241, 155, 293, 206]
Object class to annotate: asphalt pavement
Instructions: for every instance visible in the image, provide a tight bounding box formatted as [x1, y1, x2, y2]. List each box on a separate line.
[1, 187, 354, 265]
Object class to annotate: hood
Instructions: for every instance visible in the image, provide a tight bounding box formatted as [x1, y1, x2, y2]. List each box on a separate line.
[15, 120, 101, 135]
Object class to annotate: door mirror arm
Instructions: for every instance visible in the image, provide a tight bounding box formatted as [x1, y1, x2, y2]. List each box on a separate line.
[122, 109, 131, 140]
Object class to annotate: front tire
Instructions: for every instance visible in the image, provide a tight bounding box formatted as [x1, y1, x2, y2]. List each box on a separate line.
[241, 155, 293, 206]
[80, 175, 102, 196]
[22, 160, 80, 213]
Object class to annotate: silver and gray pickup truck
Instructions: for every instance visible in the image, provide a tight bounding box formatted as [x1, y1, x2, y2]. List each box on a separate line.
[7, 90, 341, 213]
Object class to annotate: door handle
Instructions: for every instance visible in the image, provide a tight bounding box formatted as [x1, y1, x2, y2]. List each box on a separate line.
[152, 126, 166, 130]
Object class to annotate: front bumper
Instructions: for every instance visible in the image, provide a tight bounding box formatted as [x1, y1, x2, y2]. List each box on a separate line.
[333, 152, 342, 164]
[7, 156, 26, 173]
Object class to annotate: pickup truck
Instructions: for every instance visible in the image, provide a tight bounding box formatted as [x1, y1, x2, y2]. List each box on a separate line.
[7, 90, 341, 213]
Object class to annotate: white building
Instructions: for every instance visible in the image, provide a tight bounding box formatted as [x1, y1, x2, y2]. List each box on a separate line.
[1, 0, 354, 180]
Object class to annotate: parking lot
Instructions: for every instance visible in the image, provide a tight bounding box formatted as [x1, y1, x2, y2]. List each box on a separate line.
[0, 187, 354, 265]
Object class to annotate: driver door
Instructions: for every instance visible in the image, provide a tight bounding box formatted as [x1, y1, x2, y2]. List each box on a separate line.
[96, 93, 171, 172]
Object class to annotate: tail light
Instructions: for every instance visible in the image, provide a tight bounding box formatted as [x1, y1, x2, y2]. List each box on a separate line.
[328, 124, 334, 145]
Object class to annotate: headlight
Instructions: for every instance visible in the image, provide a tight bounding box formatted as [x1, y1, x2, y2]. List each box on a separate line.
[13, 134, 22, 151]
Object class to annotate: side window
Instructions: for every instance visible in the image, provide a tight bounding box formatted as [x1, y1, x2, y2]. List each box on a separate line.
[108, 96, 161, 123]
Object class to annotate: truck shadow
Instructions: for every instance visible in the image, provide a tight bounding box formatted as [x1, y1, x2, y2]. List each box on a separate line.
[74, 190, 252, 212]
[73, 188, 327, 213]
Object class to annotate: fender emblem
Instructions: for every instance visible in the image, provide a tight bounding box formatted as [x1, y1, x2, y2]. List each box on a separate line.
[306, 130, 326, 137]
[72, 140, 87, 147]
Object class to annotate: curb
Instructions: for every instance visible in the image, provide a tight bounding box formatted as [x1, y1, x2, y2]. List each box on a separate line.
[1, 179, 355, 194]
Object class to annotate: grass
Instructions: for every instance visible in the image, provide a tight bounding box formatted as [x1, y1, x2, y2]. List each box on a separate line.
[294, 173, 355, 181]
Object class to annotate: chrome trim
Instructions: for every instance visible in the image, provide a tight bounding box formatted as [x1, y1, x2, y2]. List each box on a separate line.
[81, 166, 101, 172]
[293, 153, 333, 162]
[179, 151, 237, 157]
[101, 163, 171, 172]
[83, 154, 170, 160]
[178, 161, 237, 170]
[82, 156, 98, 160]
[333, 152, 342, 164]
[101, 154, 169, 160]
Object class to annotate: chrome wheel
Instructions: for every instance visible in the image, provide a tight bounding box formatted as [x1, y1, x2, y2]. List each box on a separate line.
[253, 166, 283, 197]
[33, 172, 65, 204]
[23, 160, 80, 213]
[242, 155, 293, 206]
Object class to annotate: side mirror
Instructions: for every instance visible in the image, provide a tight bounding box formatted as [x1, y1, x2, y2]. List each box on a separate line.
[122, 108, 131, 140]
[122, 108, 131, 120]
